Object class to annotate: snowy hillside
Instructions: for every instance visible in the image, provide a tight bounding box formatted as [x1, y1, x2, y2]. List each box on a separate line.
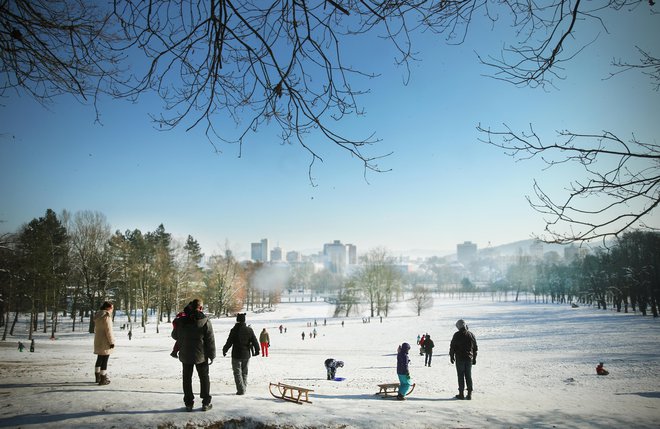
[1, 296, 659, 428]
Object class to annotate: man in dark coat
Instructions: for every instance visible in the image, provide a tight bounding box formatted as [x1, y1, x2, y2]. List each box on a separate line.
[449, 319, 478, 400]
[171, 299, 216, 411]
[222, 313, 260, 395]
[422, 333, 434, 367]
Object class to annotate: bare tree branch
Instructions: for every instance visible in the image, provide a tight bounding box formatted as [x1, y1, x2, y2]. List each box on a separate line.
[478, 124, 660, 244]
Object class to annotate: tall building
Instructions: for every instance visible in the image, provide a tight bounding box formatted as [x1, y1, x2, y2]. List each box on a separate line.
[270, 246, 283, 262]
[346, 243, 357, 265]
[250, 238, 269, 262]
[323, 240, 347, 274]
[457, 241, 478, 265]
[286, 250, 301, 263]
[529, 241, 544, 260]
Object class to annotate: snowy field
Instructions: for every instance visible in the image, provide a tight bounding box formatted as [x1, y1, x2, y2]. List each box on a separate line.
[1, 296, 659, 429]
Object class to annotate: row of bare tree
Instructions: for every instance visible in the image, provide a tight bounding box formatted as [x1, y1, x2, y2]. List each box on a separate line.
[0, 209, 274, 340]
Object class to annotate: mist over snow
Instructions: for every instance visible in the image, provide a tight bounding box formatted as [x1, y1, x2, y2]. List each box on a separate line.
[1, 296, 659, 428]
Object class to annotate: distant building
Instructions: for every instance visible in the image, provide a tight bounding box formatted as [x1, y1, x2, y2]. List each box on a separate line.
[346, 244, 357, 265]
[286, 250, 301, 263]
[529, 241, 544, 260]
[270, 246, 283, 262]
[564, 244, 589, 262]
[250, 238, 269, 262]
[323, 240, 347, 274]
[457, 241, 478, 265]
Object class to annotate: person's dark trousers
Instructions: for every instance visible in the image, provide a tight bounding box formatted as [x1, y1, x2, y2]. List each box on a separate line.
[232, 358, 250, 394]
[455, 359, 473, 392]
[182, 362, 211, 406]
[425, 352, 433, 366]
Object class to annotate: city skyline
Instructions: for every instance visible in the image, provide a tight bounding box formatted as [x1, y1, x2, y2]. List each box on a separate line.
[1, 6, 657, 259]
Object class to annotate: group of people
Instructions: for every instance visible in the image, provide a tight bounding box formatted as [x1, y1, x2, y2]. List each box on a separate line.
[417, 333, 435, 367]
[397, 319, 478, 401]
[91, 300, 481, 409]
[92, 299, 262, 411]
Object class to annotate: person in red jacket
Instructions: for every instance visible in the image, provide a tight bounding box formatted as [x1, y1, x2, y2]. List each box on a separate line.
[170, 306, 188, 358]
[596, 362, 609, 375]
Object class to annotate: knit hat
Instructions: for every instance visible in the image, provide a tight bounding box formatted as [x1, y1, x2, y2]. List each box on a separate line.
[455, 319, 466, 329]
[236, 313, 246, 323]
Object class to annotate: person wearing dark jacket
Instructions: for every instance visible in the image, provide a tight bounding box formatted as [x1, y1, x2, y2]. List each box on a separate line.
[396, 342, 412, 400]
[171, 299, 216, 412]
[423, 334, 435, 367]
[449, 319, 478, 400]
[222, 313, 260, 395]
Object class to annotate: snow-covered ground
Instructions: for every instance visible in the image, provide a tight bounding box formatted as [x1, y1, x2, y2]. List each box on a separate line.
[1, 296, 659, 429]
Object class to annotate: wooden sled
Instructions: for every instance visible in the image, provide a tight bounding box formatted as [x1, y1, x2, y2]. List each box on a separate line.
[269, 382, 314, 404]
[375, 382, 416, 397]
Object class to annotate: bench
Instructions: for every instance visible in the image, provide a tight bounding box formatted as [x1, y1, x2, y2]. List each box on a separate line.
[269, 382, 314, 404]
[375, 382, 416, 397]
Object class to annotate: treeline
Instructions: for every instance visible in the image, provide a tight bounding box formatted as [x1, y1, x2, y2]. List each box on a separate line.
[497, 231, 660, 316]
[0, 209, 279, 340]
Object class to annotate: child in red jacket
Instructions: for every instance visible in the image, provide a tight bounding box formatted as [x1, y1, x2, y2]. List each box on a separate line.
[170, 307, 188, 358]
[596, 362, 609, 375]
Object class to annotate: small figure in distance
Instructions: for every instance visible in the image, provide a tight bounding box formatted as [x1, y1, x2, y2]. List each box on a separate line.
[596, 362, 609, 376]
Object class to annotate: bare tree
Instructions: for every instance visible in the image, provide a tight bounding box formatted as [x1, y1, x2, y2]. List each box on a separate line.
[410, 285, 433, 316]
[478, 124, 660, 244]
[3, 1, 656, 182]
[1, 1, 123, 107]
[67, 210, 113, 333]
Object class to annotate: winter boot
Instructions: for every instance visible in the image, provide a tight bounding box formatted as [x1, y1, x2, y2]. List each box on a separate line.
[466, 390, 472, 400]
[95, 372, 101, 384]
[202, 403, 212, 411]
[396, 393, 406, 401]
[185, 404, 193, 412]
[455, 391, 464, 400]
[98, 374, 111, 385]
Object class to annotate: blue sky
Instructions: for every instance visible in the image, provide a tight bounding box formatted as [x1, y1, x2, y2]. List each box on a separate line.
[1, 4, 658, 259]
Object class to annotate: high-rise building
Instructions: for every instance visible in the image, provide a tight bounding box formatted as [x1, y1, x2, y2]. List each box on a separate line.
[529, 241, 544, 260]
[346, 244, 357, 265]
[270, 246, 283, 262]
[250, 238, 270, 262]
[457, 241, 478, 265]
[323, 240, 347, 274]
[286, 250, 301, 263]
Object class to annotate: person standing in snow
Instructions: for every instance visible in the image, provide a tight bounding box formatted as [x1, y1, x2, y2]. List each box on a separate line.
[396, 342, 413, 400]
[93, 301, 115, 386]
[423, 334, 434, 367]
[449, 319, 478, 400]
[259, 328, 270, 357]
[172, 299, 216, 411]
[222, 313, 260, 395]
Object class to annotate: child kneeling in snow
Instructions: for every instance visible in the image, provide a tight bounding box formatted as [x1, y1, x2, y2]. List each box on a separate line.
[324, 358, 344, 380]
[596, 362, 609, 375]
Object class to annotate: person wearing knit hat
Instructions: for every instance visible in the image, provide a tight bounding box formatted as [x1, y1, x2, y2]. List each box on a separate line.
[222, 313, 260, 395]
[449, 319, 478, 400]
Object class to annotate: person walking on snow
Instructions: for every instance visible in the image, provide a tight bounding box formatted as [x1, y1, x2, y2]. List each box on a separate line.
[449, 319, 478, 400]
[259, 328, 270, 357]
[396, 342, 413, 400]
[423, 334, 435, 367]
[93, 301, 115, 386]
[222, 313, 260, 395]
[171, 299, 216, 412]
